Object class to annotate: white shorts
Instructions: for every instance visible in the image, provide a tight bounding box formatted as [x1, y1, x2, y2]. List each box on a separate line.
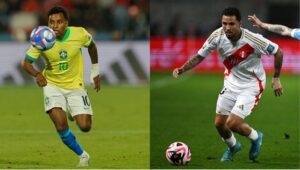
[216, 83, 264, 119]
[43, 84, 93, 117]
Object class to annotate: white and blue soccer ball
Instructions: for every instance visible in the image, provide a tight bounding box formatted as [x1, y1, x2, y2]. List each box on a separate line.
[166, 141, 192, 165]
[30, 26, 56, 51]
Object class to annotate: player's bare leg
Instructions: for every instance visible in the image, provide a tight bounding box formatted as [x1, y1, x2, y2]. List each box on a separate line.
[49, 107, 69, 131]
[74, 114, 92, 132]
[215, 114, 241, 162]
[215, 115, 231, 138]
[225, 114, 251, 136]
[48, 108, 89, 167]
[226, 114, 263, 161]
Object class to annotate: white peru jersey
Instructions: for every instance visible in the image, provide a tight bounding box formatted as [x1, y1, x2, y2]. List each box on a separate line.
[198, 27, 278, 90]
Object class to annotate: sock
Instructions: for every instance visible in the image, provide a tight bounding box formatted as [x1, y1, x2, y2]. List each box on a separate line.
[223, 134, 237, 147]
[57, 128, 84, 155]
[247, 128, 259, 141]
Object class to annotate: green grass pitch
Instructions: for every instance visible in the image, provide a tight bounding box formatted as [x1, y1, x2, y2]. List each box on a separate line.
[150, 72, 299, 169]
[0, 85, 149, 169]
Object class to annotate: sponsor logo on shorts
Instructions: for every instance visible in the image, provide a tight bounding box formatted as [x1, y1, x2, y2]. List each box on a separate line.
[45, 96, 50, 106]
[237, 104, 244, 110]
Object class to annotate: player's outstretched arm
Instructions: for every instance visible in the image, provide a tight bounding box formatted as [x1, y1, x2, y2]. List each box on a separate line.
[21, 58, 47, 87]
[272, 48, 283, 97]
[88, 41, 101, 92]
[248, 14, 292, 37]
[172, 54, 205, 78]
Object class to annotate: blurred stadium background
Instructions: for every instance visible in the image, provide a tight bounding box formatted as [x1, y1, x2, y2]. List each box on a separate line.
[0, 0, 149, 168]
[150, 0, 299, 169]
[151, 0, 299, 74]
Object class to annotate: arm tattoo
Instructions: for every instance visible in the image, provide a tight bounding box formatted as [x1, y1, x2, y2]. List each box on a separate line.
[265, 24, 291, 36]
[181, 54, 204, 73]
[273, 48, 283, 78]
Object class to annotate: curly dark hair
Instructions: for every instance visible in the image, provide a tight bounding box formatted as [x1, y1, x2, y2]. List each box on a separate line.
[48, 6, 69, 20]
[222, 7, 241, 21]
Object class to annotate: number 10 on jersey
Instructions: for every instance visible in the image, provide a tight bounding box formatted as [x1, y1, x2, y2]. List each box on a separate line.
[59, 62, 69, 70]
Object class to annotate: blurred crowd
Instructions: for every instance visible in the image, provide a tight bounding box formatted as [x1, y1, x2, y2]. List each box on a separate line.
[0, 0, 149, 41]
[150, 0, 299, 39]
[150, 13, 219, 38]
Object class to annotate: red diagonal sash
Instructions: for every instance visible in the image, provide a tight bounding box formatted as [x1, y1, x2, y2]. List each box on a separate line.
[223, 44, 254, 74]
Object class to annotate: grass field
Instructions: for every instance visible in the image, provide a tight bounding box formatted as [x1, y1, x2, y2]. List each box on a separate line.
[0, 85, 149, 169]
[151, 72, 299, 169]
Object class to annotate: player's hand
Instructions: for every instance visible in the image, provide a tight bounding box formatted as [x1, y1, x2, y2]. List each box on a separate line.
[272, 77, 283, 96]
[248, 14, 263, 29]
[92, 75, 101, 92]
[35, 73, 47, 87]
[172, 68, 183, 78]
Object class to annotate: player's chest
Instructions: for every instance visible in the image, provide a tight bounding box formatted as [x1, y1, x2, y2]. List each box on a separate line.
[42, 41, 82, 62]
[217, 40, 255, 60]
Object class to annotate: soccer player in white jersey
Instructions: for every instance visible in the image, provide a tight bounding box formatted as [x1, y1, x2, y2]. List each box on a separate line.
[248, 14, 300, 40]
[173, 7, 283, 162]
[22, 6, 100, 167]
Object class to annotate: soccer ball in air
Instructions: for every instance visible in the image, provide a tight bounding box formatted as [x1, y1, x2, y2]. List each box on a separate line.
[30, 26, 56, 51]
[166, 141, 191, 165]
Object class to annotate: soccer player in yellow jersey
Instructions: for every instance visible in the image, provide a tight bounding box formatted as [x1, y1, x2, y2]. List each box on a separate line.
[22, 6, 100, 167]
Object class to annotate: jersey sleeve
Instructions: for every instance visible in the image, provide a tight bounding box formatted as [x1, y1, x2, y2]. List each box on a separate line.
[197, 30, 219, 57]
[79, 27, 93, 47]
[258, 35, 278, 55]
[291, 28, 300, 40]
[25, 46, 41, 62]
[245, 31, 279, 56]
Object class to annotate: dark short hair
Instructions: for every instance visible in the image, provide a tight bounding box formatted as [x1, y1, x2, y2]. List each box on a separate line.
[221, 7, 241, 21]
[48, 6, 69, 20]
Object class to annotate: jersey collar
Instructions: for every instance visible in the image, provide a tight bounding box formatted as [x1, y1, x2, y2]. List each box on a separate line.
[56, 27, 70, 42]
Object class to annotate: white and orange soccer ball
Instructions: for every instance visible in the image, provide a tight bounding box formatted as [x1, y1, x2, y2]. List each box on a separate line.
[166, 141, 191, 165]
[30, 26, 56, 51]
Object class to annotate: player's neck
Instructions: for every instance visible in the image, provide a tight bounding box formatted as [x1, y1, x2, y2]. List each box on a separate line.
[231, 30, 242, 42]
[57, 29, 67, 40]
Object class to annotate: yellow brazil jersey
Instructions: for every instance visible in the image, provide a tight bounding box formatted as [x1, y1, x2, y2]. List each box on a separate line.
[25, 26, 92, 89]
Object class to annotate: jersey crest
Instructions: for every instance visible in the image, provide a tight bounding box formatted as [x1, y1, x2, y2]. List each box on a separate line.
[59, 50, 68, 60]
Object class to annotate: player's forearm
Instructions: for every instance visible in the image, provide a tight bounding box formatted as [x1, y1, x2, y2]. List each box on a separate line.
[179, 54, 204, 73]
[273, 48, 283, 78]
[21, 58, 40, 77]
[263, 23, 292, 36]
[88, 41, 98, 64]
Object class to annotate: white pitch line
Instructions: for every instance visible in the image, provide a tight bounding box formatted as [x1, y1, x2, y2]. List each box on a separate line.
[151, 74, 191, 89]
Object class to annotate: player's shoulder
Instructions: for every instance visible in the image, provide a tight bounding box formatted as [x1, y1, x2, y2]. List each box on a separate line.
[210, 27, 224, 37]
[243, 28, 263, 39]
[206, 27, 224, 43]
[68, 26, 92, 40]
[69, 26, 88, 34]
[25, 45, 41, 61]
[26, 45, 40, 53]
[242, 28, 270, 47]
